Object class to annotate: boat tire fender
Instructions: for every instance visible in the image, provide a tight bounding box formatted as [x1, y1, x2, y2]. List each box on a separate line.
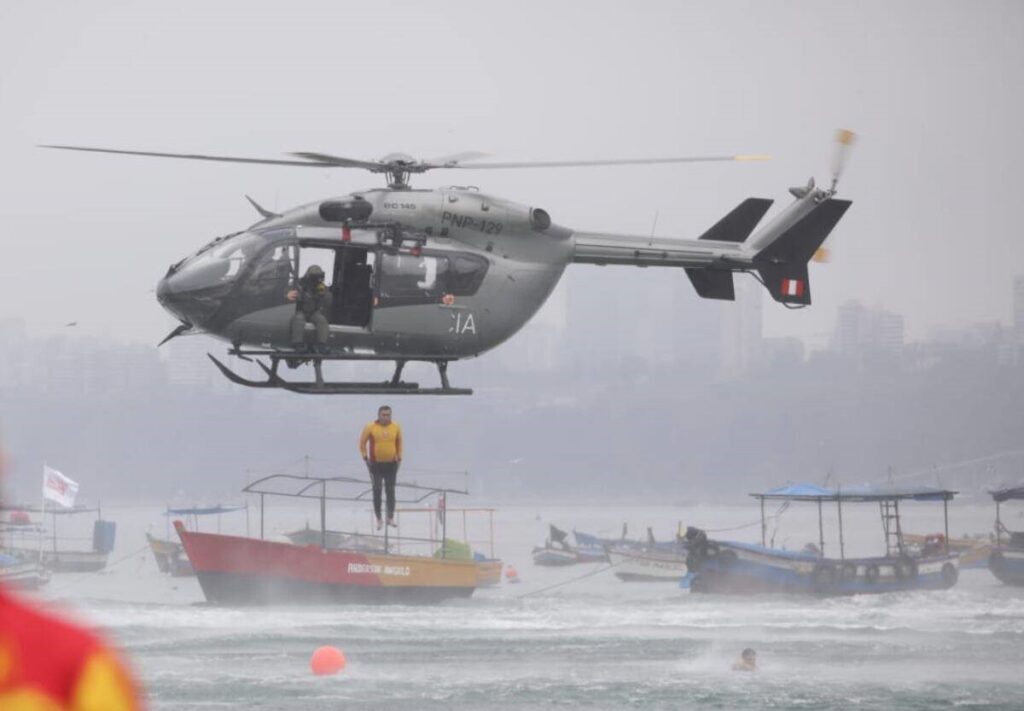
[941, 562, 958, 587]
[839, 562, 858, 582]
[864, 564, 880, 584]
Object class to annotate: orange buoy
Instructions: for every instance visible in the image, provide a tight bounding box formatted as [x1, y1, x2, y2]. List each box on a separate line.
[505, 565, 520, 583]
[310, 645, 346, 676]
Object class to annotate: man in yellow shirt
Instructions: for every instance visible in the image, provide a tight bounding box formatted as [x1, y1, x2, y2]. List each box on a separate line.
[358, 405, 403, 530]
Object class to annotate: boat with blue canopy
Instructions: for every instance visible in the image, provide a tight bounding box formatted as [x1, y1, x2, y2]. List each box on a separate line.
[685, 483, 961, 596]
[988, 486, 1024, 586]
[147, 505, 246, 577]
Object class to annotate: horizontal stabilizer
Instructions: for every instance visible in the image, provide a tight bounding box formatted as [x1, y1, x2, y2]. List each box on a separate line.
[685, 268, 735, 300]
[698, 198, 773, 243]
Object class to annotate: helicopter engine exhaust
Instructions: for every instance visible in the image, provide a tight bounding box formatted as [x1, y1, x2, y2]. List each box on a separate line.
[530, 208, 552, 232]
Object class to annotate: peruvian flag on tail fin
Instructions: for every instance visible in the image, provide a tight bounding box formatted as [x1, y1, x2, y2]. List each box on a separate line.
[781, 278, 805, 297]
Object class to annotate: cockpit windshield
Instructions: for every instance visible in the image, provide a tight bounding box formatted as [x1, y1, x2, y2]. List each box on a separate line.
[173, 232, 267, 292]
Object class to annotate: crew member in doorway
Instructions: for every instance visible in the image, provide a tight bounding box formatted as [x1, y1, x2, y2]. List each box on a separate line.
[287, 265, 332, 353]
[0, 440, 143, 710]
[358, 405, 403, 530]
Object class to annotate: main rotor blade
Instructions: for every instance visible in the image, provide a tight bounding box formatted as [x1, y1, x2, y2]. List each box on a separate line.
[422, 151, 491, 166]
[441, 154, 771, 170]
[39, 144, 338, 168]
[287, 152, 388, 171]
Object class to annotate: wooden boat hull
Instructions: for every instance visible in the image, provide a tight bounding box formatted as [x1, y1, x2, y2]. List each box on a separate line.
[474, 559, 503, 587]
[531, 545, 578, 566]
[689, 541, 960, 596]
[175, 522, 477, 605]
[0, 561, 50, 590]
[607, 547, 688, 582]
[988, 548, 1024, 586]
[5, 547, 108, 573]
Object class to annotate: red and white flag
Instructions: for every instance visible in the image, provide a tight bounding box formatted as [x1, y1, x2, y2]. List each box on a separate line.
[781, 278, 805, 297]
[42, 465, 79, 509]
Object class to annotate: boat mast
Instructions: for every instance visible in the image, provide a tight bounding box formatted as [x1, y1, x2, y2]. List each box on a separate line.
[996, 500, 1002, 547]
[943, 498, 950, 555]
[760, 497, 766, 547]
[320, 480, 327, 550]
[836, 492, 845, 559]
[817, 499, 825, 556]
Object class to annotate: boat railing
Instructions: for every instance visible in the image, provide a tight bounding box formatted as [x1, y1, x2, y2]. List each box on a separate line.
[239, 472, 473, 557]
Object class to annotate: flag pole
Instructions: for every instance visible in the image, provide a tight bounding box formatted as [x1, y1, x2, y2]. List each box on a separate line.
[38, 463, 46, 565]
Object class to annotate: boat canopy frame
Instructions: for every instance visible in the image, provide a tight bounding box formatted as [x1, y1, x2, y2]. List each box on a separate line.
[990, 487, 1024, 547]
[241, 473, 470, 555]
[1, 503, 106, 556]
[750, 484, 958, 559]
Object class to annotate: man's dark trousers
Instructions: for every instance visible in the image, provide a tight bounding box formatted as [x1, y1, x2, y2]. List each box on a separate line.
[369, 461, 399, 520]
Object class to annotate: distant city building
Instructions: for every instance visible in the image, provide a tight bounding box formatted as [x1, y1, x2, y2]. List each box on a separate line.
[832, 301, 904, 357]
[1014, 274, 1024, 342]
[762, 336, 805, 368]
[0, 319, 29, 388]
[720, 277, 763, 378]
[165, 334, 220, 387]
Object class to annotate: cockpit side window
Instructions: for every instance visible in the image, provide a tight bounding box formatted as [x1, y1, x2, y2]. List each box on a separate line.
[173, 232, 267, 292]
[240, 243, 298, 308]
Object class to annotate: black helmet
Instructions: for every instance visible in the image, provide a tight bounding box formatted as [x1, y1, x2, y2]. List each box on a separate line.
[304, 265, 325, 279]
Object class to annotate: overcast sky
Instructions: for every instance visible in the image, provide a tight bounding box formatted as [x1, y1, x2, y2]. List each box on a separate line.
[1, 0, 1022, 347]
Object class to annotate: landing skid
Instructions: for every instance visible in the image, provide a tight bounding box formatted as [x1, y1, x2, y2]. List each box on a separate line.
[207, 352, 472, 395]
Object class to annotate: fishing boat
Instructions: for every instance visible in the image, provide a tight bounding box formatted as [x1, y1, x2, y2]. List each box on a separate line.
[532, 525, 590, 566]
[606, 525, 690, 581]
[685, 484, 961, 596]
[1, 505, 114, 573]
[988, 486, 1024, 586]
[175, 473, 480, 604]
[148, 505, 247, 577]
[607, 546, 688, 581]
[570, 530, 609, 563]
[531, 543, 578, 566]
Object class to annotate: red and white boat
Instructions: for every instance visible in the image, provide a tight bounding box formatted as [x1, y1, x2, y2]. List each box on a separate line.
[175, 472, 482, 605]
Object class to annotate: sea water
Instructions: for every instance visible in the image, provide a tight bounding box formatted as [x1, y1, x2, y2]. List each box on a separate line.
[24, 502, 1024, 709]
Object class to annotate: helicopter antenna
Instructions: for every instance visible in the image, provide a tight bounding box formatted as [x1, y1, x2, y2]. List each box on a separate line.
[648, 210, 659, 247]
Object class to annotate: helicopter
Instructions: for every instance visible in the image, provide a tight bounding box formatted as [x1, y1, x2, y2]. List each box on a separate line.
[43, 131, 854, 395]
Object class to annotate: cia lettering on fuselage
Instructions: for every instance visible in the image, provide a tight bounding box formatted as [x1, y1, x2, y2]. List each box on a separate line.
[441, 211, 503, 235]
[449, 311, 477, 335]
